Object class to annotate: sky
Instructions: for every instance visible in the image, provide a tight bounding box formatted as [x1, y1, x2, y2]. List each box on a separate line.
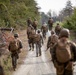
[35, 0, 76, 14]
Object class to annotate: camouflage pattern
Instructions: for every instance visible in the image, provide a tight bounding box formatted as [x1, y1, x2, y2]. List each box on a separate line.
[32, 20, 38, 32]
[48, 18, 53, 30]
[52, 31, 76, 75]
[55, 23, 62, 36]
[27, 25, 34, 39]
[35, 32, 43, 57]
[27, 26, 36, 51]
[52, 42, 76, 75]
[41, 25, 48, 39]
[27, 18, 32, 26]
[59, 28, 70, 38]
[47, 33, 58, 60]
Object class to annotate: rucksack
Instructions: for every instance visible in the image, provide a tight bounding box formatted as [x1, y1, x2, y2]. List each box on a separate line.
[35, 34, 41, 42]
[51, 34, 58, 44]
[48, 19, 53, 24]
[28, 30, 36, 39]
[55, 40, 72, 63]
[27, 26, 32, 34]
[55, 25, 61, 31]
[9, 39, 19, 52]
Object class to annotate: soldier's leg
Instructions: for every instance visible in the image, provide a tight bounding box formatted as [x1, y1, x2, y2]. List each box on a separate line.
[64, 70, 73, 75]
[28, 39, 32, 51]
[50, 48, 53, 60]
[32, 42, 34, 51]
[43, 31, 46, 39]
[36, 43, 38, 57]
[49, 25, 51, 31]
[55, 64, 64, 75]
[64, 62, 73, 75]
[39, 43, 41, 56]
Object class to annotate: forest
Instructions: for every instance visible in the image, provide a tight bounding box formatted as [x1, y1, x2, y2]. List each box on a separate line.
[0, 0, 40, 29]
[40, 0, 76, 32]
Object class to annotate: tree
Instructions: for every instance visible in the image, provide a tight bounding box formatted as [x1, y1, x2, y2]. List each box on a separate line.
[64, 0, 73, 17]
[0, 0, 40, 28]
[47, 10, 52, 18]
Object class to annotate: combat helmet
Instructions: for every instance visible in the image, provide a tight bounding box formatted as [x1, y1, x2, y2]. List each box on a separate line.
[14, 33, 19, 38]
[59, 28, 70, 38]
[51, 30, 55, 35]
[37, 29, 41, 33]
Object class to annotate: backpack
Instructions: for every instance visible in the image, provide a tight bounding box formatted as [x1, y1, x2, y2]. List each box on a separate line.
[55, 40, 72, 63]
[28, 30, 36, 39]
[55, 25, 61, 31]
[35, 34, 41, 42]
[48, 19, 53, 24]
[51, 34, 58, 44]
[27, 26, 32, 34]
[9, 39, 19, 52]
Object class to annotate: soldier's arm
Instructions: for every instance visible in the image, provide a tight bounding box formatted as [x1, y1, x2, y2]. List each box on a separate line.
[52, 44, 57, 62]
[41, 26, 43, 32]
[70, 42, 76, 62]
[40, 35, 44, 44]
[8, 44, 10, 51]
[18, 40, 23, 49]
[47, 36, 51, 50]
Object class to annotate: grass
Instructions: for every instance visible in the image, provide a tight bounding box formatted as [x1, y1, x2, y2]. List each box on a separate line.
[0, 54, 12, 75]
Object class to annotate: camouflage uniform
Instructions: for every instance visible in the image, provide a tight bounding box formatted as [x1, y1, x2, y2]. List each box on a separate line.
[27, 25, 35, 51]
[32, 19, 38, 32]
[35, 30, 43, 57]
[48, 18, 53, 30]
[27, 18, 32, 26]
[41, 24, 48, 39]
[8, 33, 23, 59]
[47, 31, 58, 59]
[52, 29, 76, 75]
[55, 23, 62, 36]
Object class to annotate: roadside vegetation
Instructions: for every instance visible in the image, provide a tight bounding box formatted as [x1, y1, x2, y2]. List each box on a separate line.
[0, 0, 40, 29]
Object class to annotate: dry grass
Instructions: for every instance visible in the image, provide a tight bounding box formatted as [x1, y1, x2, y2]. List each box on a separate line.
[0, 30, 28, 75]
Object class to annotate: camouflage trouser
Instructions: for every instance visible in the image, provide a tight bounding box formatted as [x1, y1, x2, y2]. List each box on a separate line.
[36, 42, 41, 56]
[42, 31, 46, 39]
[50, 48, 53, 60]
[11, 51, 19, 59]
[28, 39, 34, 51]
[54, 61, 73, 75]
[48, 25, 53, 30]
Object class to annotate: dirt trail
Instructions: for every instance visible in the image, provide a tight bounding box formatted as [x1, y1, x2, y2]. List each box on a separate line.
[15, 30, 28, 68]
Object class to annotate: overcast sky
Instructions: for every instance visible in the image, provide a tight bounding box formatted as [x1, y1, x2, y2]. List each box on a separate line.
[35, 0, 76, 14]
